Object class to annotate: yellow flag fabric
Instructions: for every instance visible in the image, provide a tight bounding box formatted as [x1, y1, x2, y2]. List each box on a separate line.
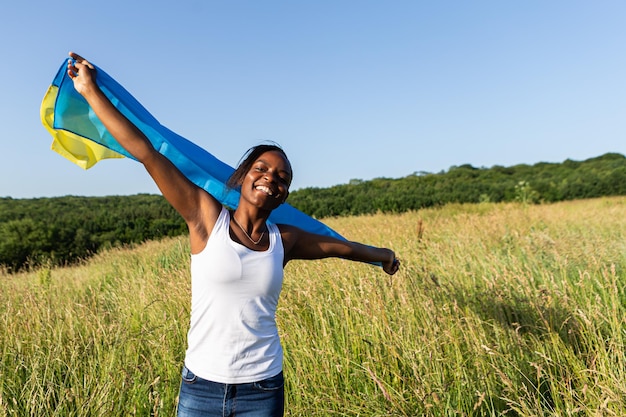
[40, 84, 124, 169]
[41, 58, 352, 246]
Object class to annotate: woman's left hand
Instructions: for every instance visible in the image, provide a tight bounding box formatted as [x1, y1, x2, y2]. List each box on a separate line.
[382, 251, 400, 275]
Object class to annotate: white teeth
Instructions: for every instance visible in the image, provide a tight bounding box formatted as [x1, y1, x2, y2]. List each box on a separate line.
[255, 185, 274, 196]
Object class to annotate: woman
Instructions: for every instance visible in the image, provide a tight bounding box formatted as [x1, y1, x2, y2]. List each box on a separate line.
[66, 52, 399, 417]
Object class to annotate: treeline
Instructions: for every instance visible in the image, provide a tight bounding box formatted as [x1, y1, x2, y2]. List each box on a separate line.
[0, 194, 186, 272]
[1, 152, 625, 272]
[287, 152, 626, 218]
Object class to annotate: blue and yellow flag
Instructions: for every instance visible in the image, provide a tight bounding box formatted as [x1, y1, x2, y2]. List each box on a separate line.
[41, 59, 344, 240]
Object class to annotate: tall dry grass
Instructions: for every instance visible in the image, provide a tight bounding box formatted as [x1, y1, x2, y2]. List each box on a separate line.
[1, 197, 625, 416]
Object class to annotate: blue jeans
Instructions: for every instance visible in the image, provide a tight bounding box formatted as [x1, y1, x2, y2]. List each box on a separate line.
[177, 365, 284, 417]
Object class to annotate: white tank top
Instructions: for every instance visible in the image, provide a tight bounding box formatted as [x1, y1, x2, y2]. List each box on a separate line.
[185, 207, 285, 383]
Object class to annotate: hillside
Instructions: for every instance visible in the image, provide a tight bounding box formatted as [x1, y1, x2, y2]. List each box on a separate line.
[2, 198, 625, 415]
[1, 152, 624, 271]
[287, 152, 626, 217]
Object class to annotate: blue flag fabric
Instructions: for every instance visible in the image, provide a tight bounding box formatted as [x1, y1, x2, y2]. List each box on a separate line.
[42, 59, 345, 240]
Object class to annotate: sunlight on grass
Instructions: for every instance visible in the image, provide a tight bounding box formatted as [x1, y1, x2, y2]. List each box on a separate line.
[1, 197, 625, 416]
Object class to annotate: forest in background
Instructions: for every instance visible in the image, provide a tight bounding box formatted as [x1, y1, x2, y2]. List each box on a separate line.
[288, 152, 626, 217]
[1, 152, 624, 271]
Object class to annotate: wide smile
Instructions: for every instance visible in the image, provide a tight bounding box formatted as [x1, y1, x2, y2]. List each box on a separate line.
[255, 184, 278, 197]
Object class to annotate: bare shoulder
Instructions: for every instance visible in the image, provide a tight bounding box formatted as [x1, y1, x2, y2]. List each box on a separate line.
[277, 223, 302, 253]
[277, 223, 300, 239]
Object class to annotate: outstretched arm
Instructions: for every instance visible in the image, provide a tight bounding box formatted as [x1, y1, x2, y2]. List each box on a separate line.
[281, 225, 400, 275]
[66, 52, 220, 244]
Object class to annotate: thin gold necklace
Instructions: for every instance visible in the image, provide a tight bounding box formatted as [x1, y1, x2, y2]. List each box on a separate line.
[232, 214, 266, 245]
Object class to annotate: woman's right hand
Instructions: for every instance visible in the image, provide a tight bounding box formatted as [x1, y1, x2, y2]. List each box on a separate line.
[67, 51, 97, 96]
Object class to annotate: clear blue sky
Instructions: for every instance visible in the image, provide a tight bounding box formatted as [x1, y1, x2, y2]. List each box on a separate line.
[2, 1, 625, 198]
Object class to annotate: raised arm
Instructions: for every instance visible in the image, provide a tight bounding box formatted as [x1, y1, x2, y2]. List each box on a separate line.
[66, 52, 220, 245]
[280, 225, 400, 275]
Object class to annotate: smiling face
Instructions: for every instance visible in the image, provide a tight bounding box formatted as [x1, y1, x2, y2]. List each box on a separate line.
[239, 150, 292, 211]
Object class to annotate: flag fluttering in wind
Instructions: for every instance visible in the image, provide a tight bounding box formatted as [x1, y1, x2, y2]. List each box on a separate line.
[40, 59, 344, 240]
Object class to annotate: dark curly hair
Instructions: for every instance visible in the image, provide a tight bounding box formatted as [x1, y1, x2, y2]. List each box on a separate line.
[226, 143, 292, 190]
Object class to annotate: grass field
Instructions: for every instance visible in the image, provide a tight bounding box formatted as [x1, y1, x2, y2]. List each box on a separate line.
[1, 197, 625, 416]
